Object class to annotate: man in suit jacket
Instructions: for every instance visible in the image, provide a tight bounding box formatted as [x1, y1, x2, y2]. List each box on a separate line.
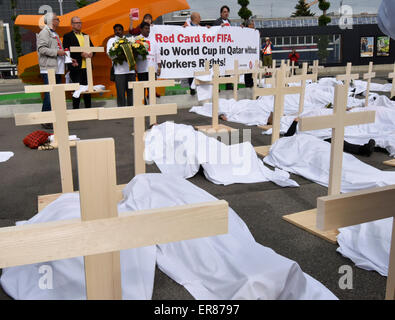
[213, 5, 231, 27]
[62, 16, 93, 109]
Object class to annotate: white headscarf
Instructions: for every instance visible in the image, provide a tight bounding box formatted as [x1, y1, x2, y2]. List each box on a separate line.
[378, 0, 395, 40]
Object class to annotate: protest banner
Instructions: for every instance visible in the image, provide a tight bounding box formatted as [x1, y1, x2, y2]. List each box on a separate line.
[150, 25, 260, 78]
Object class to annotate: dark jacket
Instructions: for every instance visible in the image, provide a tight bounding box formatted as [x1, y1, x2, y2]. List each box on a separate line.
[213, 18, 231, 26]
[62, 31, 94, 72]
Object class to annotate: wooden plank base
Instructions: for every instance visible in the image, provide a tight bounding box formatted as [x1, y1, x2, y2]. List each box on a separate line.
[38, 184, 127, 212]
[383, 159, 395, 167]
[258, 125, 272, 131]
[80, 90, 111, 95]
[38, 140, 77, 151]
[282, 208, 339, 244]
[254, 145, 271, 158]
[195, 124, 237, 133]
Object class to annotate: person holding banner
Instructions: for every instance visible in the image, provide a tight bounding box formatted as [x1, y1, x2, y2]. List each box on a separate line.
[129, 13, 153, 36]
[243, 19, 255, 88]
[136, 22, 161, 103]
[214, 6, 233, 90]
[213, 5, 231, 27]
[184, 12, 203, 95]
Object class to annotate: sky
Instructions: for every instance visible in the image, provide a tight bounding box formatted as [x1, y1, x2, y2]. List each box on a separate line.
[185, 0, 382, 19]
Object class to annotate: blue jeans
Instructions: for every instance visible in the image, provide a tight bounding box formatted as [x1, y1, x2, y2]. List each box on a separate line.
[41, 73, 62, 112]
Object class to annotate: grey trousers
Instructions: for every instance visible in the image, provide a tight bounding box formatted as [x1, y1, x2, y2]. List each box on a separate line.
[115, 73, 136, 107]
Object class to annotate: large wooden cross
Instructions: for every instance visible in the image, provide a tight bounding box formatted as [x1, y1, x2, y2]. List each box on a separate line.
[289, 60, 298, 76]
[194, 63, 237, 133]
[388, 63, 395, 100]
[309, 60, 324, 80]
[363, 61, 376, 107]
[135, 66, 175, 126]
[317, 185, 395, 300]
[225, 60, 251, 101]
[253, 66, 303, 158]
[282, 84, 376, 243]
[251, 60, 266, 93]
[264, 62, 317, 115]
[281, 59, 291, 77]
[0, 138, 228, 300]
[70, 35, 109, 94]
[19, 69, 80, 193]
[15, 69, 105, 197]
[336, 62, 359, 92]
[99, 81, 178, 175]
[288, 62, 317, 115]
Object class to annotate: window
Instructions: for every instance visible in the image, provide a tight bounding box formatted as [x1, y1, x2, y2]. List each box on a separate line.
[283, 37, 290, 45]
[298, 36, 305, 44]
[291, 36, 297, 45]
[276, 37, 283, 45]
[306, 35, 313, 44]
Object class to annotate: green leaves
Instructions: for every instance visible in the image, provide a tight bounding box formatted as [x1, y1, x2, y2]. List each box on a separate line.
[292, 0, 315, 17]
[75, 0, 91, 8]
[238, 0, 252, 23]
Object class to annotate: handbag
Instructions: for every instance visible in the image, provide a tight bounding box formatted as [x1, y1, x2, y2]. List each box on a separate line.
[23, 130, 52, 149]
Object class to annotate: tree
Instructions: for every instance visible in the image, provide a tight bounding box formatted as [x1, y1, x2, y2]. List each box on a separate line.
[76, 0, 91, 8]
[317, 0, 331, 62]
[238, 0, 253, 25]
[10, 0, 22, 61]
[292, 0, 315, 17]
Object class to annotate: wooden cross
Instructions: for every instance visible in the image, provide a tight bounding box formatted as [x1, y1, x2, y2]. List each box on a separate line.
[99, 81, 178, 175]
[0, 138, 228, 300]
[281, 59, 291, 77]
[282, 84, 376, 243]
[253, 67, 303, 157]
[225, 60, 251, 101]
[309, 60, 324, 80]
[251, 60, 267, 97]
[194, 63, 238, 133]
[316, 185, 395, 300]
[19, 69, 80, 194]
[336, 62, 359, 92]
[289, 60, 298, 76]
[135, 66, 175, 126]
[70, 35, 108, 93]
[287, 62, 317, 115]
[388, 63, 395, 99]
[363, 61, 376, 107]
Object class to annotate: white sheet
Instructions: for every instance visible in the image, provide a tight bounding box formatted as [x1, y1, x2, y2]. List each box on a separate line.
[0, 152, 14, 163]
[73, 85, 106, 98]
[144, 122, 298, 187]
[1, 174, 337, 300]
[291, 106, 395, 157]
[190, 81, 366, 128]
[263, 134, 395, 276]
[0, 193, 157, 300]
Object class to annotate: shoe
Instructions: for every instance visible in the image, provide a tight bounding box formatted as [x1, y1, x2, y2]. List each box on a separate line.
[359, 139, 375, 156]
[190, 89, 196, 96]
[41, 123, 53, 130]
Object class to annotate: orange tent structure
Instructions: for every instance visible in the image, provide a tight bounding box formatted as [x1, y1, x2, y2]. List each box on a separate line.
[15, 0, 190, 97]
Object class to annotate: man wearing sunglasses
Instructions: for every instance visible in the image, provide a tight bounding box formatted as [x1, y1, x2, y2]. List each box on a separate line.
[63, 16, 94, 109]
